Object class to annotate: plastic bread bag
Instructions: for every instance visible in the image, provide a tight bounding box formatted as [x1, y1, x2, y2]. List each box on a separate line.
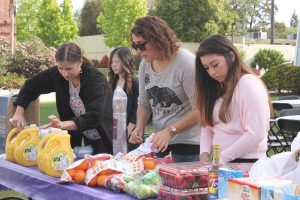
[291, 133, 300, 154]
[119, 133, 156, 163]
[249, 152, 298, 178]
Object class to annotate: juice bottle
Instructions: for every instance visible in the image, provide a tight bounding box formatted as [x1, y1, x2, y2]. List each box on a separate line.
[208, 144, 221, 200]
[14, 124, 40, 166]
[5, 127, 19, 163]
[42, 132, 74, 177]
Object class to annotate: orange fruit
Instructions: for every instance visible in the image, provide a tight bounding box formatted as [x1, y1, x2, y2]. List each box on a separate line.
[143, 159, 157, 170]
[87, 175, 99, 187]
[73, 170, 86, 184]
[97, 175, 108, 187]
[75, 160, 89, 171]
[67, 169, 76, 179]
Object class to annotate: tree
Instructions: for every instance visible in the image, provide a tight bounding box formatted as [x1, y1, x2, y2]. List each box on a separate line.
[97, 0, 148, 47]
[152, 0, 236, 42]
[16, 0, 41, 41]
[79, 0, 103, 36]
[290, 10, 298, 28]
[37, 0, 78, 47]
[275, 22, 286, 37]
[60, 0, 78, 41]
[230, 0, 277, 35]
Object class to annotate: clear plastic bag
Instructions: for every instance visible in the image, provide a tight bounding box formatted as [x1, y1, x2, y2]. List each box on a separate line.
[112, 87, 128, 155]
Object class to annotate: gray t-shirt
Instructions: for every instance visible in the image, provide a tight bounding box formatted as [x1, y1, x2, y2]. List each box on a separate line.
[138, 48, 200, 145]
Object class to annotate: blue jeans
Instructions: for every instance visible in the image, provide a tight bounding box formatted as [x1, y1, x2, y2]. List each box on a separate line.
[156, 151, 199, 163]
[172, 154, 200, 163]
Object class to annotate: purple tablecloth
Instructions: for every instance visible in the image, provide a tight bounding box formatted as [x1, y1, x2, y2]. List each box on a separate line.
[0, 156, 138, 200]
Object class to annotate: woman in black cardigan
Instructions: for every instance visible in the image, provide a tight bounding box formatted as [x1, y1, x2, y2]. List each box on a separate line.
[108, 47, 139, 151]
[10, 42, 113, 154]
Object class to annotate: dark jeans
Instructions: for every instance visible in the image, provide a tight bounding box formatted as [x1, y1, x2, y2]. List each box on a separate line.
[156, 150, 200, 163]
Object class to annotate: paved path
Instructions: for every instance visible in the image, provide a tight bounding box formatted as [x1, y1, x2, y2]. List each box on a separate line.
[0, 90, 55, 103]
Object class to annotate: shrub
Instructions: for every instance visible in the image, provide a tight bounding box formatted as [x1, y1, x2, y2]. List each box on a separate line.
[261, 65, 300, 94]
[99, 55, 109, 68]
[285, 66, 300, 94]
[261, 67, 277, 91]
[0, 38, 11, 67]
[4, 37, 55, 78]
[251, 49, 285, 70]
[0, 73, 26, 89]
[91, 59, 101, 68]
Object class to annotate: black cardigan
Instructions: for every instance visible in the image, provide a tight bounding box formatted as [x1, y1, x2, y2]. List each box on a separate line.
[14, 64, 113, 153]
[112, 77, 139, 125]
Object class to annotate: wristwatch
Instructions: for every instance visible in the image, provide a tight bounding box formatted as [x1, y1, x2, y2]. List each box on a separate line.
[168, 126, 177, 137]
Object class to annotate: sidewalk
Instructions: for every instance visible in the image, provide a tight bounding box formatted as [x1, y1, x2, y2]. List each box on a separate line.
[40, 92, 56, 103]
[0, 90, 55, 103]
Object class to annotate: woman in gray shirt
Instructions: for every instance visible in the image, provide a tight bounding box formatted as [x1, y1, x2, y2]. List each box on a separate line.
[128, 16, 201, 162]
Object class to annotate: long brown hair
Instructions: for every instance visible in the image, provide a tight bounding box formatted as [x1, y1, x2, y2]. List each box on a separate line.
[195, 35, 269, 126]
[131, 16, 180, 60]
[108, 47, 135, 94]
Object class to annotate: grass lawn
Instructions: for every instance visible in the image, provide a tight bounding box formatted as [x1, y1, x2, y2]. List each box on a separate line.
[40, 101, 58, 125]
[39, 101, 153, 137]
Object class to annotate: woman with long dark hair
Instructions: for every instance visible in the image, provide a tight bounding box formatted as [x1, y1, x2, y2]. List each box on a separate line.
[195, 35, 271, 163]
[108, 47, 139, 151]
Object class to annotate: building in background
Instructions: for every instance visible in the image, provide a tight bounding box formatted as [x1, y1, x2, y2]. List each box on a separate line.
[0, 0, 16, 40]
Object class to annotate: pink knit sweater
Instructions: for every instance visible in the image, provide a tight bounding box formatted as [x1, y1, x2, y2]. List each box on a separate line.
[200, 74, 270, 163]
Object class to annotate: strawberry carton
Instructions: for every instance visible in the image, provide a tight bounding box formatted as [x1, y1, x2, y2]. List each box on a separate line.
[158, 185, 207, 200]
[158, 161, 209, 189]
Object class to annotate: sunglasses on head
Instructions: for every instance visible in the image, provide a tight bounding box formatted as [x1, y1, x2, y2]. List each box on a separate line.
[131, 41, 148, 51]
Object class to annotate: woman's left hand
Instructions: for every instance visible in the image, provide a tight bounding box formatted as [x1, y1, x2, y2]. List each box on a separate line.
[40, 115, 64, 129]
[151, 129, 172, 153]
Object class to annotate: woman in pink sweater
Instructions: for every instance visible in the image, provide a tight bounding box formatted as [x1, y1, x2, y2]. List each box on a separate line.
[195, 35, 271, 163]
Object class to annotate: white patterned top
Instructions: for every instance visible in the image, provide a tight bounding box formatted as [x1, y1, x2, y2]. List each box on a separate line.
[69, 81, 100, 140]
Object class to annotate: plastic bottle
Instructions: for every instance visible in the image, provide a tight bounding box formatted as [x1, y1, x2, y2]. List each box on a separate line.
[112, 86, 128, 155]
[42, 131, 74, 177]
[5, 127, 19, 163]
[37, 128, 62, 173]
[13, 124, 40, 166]
[208, 144, 221, 200]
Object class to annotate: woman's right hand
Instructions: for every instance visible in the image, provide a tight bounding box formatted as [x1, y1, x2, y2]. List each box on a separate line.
[10, 113, 26, 131]
[128, 126, 143, 144]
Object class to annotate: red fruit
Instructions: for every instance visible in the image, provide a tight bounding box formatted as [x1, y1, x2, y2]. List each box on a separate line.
[199, 175, 208, 187]
[186, 196, 193, 200]
[175, 175, 183, 187]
